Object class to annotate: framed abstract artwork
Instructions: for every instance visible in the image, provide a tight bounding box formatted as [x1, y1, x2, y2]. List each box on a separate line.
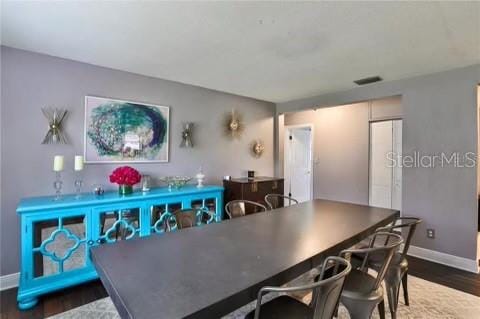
[84, 96, 169, 163]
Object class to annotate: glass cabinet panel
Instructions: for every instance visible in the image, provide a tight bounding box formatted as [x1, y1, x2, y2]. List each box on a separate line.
[204, 198, 217, 214]
[190, 198, 217, 223]
[97, 208, 141, 244]
[150, 202, 182, 234]
[32, 214, 87, 278]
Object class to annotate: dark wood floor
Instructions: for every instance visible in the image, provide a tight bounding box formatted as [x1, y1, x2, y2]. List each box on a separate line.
[407, 256, 480, 297]
[0, 280, 108, 319]
[1, 256, 479, 319]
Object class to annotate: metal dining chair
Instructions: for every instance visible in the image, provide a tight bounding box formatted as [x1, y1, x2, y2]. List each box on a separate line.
[339, 232, 403, 319]
[167, 208, 215, 230]
[364, 217, 422, 319]
[264, 194, 299, 210]
[173, 209, 196, 229]
[244, 256, 351, 319]
[225, 200, 267, 219]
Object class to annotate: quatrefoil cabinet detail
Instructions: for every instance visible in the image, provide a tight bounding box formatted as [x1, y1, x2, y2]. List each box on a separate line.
[40, 228, 82, 267]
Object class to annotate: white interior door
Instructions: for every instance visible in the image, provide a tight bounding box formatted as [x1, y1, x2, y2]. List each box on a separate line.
[391, 120, 402, 210]
[369, 120, 402, 210]
[284, 126, 313, 202]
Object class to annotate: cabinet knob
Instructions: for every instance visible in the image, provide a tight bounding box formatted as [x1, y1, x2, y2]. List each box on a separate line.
[87, 240, 94, 246]
[96, 239, 102, 244]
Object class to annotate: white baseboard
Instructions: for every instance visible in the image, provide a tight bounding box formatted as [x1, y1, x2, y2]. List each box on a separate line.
[408, 245, 479, 274]
[0, 272, 19, 291]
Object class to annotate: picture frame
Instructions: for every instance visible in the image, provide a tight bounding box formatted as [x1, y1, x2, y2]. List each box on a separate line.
[84, 96, 170, 163]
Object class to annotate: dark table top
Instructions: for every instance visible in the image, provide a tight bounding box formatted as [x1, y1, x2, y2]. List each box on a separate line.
[91, 199, 398, 319]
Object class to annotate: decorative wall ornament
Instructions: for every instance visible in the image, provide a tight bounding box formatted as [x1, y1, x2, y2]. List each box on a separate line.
[224, 109, 244, 138]
[41, 108, 68, 144]
[251, 140, 265, 158]
[180, 122, 194, 147]
[84, 96, 169, 163]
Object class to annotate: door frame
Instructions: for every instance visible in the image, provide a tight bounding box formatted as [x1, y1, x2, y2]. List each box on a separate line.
[284, 124, 314, 201]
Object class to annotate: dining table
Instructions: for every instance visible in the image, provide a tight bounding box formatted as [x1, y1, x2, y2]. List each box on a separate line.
[91, 199, 399, 319]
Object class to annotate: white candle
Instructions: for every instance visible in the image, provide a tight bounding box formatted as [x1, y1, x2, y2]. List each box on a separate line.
[74, 155, 84, 171]
[53, 155, 64, 172]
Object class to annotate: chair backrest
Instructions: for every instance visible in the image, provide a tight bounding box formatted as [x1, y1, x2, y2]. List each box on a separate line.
[264, 194, 299, 210]
[253, 256, 351, 319]
[310, 257, 352, 319]
[168, 208, 215, 230]
[340, 232, 403, 291]
[225, 200, 267, 219]
[377, 217, 422, 258]
[173, 209, 196, 229]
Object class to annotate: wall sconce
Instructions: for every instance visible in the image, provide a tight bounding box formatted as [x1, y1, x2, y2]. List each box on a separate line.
[251, 139, 265, 158]
[41, 108, 68, 144]
[180, 122, 194, 147]
[224, 109, 244, 138]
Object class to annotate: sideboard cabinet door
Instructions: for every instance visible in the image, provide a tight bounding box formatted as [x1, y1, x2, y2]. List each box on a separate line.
[18, 208, 95, 309]
[27, 209, 91, 280]
[91, 204, 144, 245]
[148, 201, 183, 234]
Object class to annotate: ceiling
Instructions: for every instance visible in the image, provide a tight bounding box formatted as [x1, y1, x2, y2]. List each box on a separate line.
[2, 1, 479, 103]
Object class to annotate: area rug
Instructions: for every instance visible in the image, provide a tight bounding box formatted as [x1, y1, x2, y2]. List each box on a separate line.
[48, 270, 480, 319]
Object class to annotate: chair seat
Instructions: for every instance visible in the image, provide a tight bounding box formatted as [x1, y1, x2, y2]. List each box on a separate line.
[349, 238, 371, 250]
[341, 269, 383, 301]
[368, 252, 408, 272]
[351, 248, 407, 269]
[244, 295, 313, 319]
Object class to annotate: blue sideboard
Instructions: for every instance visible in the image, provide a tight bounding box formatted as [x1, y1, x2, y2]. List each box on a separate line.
[16, 185, 223, 310]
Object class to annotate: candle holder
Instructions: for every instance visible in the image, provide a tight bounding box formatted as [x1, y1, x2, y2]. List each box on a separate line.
[74, 172, 84, 199]
[142, 175, 151, 192]
[195, 168, 205, 188]
[53, 172, 63, 201]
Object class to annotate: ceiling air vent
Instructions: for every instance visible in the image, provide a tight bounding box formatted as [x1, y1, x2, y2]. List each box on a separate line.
[354, 76, 383, 86]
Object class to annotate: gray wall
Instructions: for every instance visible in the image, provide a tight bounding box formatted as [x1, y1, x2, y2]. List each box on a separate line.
[477, 87, 480, 196]
[284, 103, 370, 205]
[0, 46, 275, 276]
[278, 64, 480, 261]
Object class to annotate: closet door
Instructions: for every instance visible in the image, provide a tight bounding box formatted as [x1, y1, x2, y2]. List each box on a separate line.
[391, 120, 402, 210]
[369, 120, 402, 210]
[369, 121, 393, 208]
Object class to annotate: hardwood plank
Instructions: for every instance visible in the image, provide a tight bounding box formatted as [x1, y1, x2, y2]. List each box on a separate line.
[0, 280, 107, 319]
[407, 255, 480, 296]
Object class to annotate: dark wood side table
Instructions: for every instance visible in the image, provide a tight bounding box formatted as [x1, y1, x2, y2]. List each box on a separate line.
[223, 177, 284, 215]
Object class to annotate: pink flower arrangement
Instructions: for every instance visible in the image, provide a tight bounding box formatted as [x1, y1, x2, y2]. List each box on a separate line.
[109, 166, 141, 186]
